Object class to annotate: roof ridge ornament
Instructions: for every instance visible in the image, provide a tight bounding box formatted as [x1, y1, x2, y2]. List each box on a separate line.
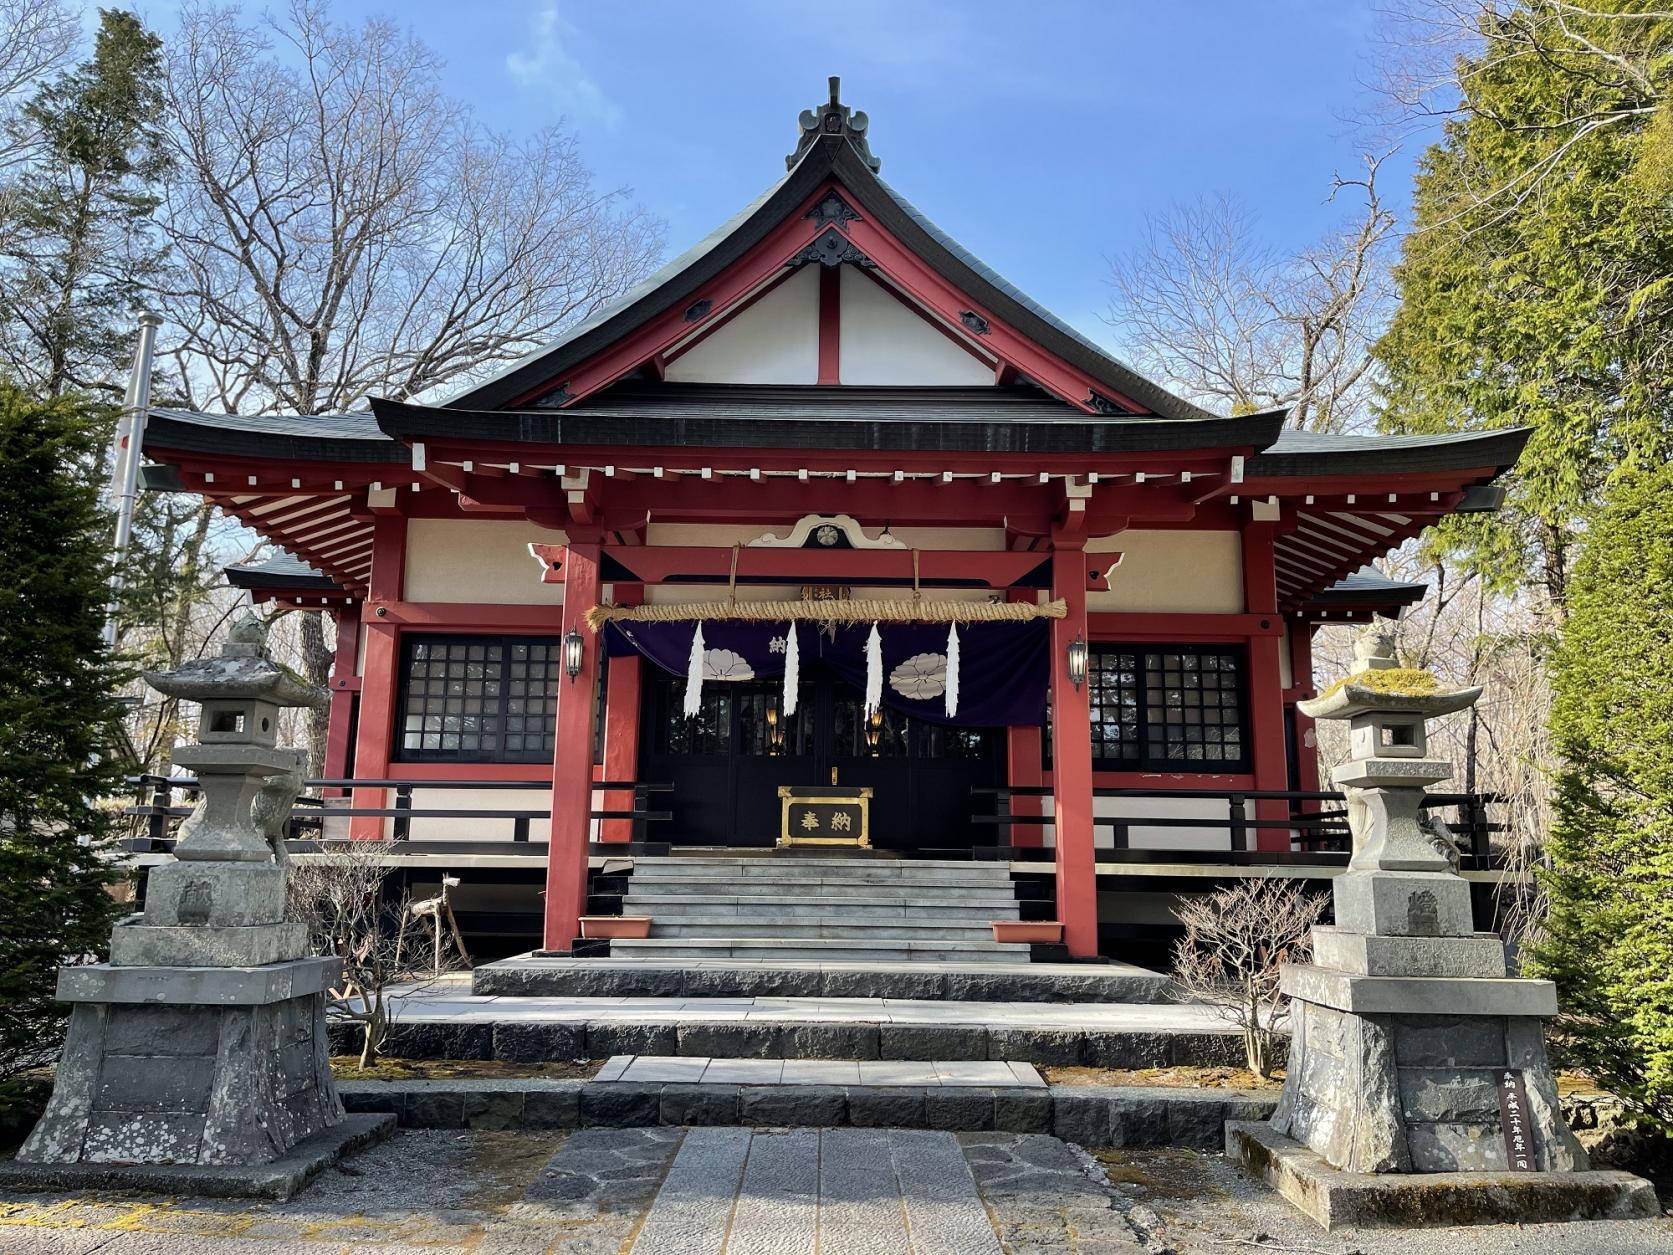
[788, 76, 881, 173]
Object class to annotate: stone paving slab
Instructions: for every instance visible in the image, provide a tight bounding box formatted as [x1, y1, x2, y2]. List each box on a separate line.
[607, 1055, 1041, 1088]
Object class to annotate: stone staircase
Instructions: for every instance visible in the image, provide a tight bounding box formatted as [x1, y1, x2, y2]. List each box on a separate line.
[609, 855, 1033, 964]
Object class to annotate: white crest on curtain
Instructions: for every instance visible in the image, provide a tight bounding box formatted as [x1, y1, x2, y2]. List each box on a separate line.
[864, 623, 883, 718]
[782, 624, 800, 717]
[889, 653, 946, 700]
[945, 623, 960, 718]
[683, 621, 705, 717]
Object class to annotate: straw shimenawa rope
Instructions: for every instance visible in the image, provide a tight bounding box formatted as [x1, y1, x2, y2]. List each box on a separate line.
[584, 598, 1067, 633]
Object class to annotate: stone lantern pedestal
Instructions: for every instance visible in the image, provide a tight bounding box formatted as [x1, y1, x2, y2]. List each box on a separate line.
[1, 617, 392, 1198]
[1226, 625, 1656, 1229]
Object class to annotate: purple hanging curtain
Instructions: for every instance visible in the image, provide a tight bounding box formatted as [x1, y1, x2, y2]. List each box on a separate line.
[603, 619, 1048, 727]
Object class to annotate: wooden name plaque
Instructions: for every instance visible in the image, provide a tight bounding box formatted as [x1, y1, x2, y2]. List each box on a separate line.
[778, 785, 872, 848]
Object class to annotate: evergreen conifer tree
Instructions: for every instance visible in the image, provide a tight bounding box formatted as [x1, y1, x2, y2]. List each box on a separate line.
[0, 8, 169, 398]
[1534, 462, 1673, 1131]
[0, 381, 127, 1106]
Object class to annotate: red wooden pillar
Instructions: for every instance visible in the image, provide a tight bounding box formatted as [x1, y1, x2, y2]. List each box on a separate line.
[1049, 540, 1099, 957]
[1287, 622, 1321, 792]
[600, 583, 643, 843]
[351, 516, 406, 839]
[543, 539, 604, 951]
[323, 602, 361, 798]
[1241, 522, 1290, 851]
[1005, 588, 1044, 849]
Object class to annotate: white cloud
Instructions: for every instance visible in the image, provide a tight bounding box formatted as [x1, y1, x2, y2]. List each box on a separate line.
[505, 4, 620, 126]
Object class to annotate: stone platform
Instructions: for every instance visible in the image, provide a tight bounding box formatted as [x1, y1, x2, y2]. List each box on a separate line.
[1227, 1121, 1660, 1230]
[473, 954, 1172, 1003]
[0, 1113, 394, 1201]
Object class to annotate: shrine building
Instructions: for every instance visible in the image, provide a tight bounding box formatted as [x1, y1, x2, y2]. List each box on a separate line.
[141, 82, 1527, 960]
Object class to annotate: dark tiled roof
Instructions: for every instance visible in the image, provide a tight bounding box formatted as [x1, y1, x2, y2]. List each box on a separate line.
[368, 394, 1284, 457]
[1313, 566, 1426, 605]
[224, 554, 341, 591]
[1251, 426, 1530, 477]
[144, 407, 403, 463]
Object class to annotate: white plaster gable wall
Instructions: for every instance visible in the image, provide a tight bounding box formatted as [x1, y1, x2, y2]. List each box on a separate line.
[664, 266, 820, 384]
[404, 519, 567, 604]
[1087, 529, 1244, 614]
[838, 267, 994, 386]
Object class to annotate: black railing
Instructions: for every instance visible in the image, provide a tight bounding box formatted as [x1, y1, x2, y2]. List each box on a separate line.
[972, 785, 1503, 870]
[123, 774, 672, 854]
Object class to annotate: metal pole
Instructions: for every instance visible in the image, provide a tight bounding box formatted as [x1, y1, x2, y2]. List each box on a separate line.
[103, 311, 163, 648]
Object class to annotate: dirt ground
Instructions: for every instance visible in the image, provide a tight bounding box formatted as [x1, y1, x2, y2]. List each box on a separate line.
[328, 1055, 603, 1081]
[1045, 1063, 1282, 1090]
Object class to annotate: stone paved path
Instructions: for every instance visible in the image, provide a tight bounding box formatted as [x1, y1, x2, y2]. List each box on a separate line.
[2, 1127, 1667, 1253]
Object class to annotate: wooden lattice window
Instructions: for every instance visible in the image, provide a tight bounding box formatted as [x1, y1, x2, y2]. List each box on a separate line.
[397, 635, 562, 763]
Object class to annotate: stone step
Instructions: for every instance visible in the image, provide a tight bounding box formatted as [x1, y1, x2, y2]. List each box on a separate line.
[607, 938, 1033, 963]
[646, 918, 1006, 941]
[631, 861, 1009, 885]
[622, 896, 1020, 921]
[471, 955, 1176, 1003]
[620, 877, 1022, 901]
[634, 856, 1003, 870]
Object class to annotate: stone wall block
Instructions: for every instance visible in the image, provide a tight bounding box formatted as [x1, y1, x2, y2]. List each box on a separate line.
[102, 1005, 219, 1057]
[926, 1088, 994, 1131]
[494, 1022, 586, 1063]
[1397, 1068, 1502, 1124]
[659, 1083, 740, 1126]
[848, 1086, 927, 1128]
[880, 1024, 987, 1061]
[95, 1055, 216, 1114]
[17, 1004, 108, 1163]
[1406, 1120, 1507, 1172]
[738, 1085, 845, 1127]
[1392, 1015, 1507, 1068]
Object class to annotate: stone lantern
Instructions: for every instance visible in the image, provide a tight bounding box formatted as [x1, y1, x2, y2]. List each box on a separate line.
[7, 615, 389, 1191]
[1225, 623, 1655, 1229]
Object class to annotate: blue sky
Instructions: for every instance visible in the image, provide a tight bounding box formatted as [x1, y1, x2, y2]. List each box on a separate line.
[153, 1, 1436, 351]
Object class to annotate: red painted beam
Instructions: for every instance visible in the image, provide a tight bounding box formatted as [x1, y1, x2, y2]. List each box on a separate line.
[818, 264, 840, 385]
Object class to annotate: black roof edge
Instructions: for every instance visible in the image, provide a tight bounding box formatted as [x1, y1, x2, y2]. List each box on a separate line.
[1304, 582, 1426, 610]
[446, 134, 1215, 422]
[1249, 427, 1532, 480]
[369, 397, 1288, 458]
[143, 411, 407, 464]
[139, 462, 187, 492]
[224, 562, 344, 594]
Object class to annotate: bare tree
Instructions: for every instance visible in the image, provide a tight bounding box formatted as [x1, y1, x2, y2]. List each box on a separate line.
[1172, 879, 1328, 1078]
[1105, 157, 1395, 433]
[287, 840, 454, 1070]
[0, 0, 78, 179]
[156, 0, 664, 767]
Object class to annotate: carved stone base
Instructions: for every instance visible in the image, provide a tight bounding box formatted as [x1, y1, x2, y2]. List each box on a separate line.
[17, 958, 343, 1167]
[1270, 987, 1584, 1174]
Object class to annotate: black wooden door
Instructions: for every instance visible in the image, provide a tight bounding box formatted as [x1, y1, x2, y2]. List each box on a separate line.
[639, 666, 1002, 849]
